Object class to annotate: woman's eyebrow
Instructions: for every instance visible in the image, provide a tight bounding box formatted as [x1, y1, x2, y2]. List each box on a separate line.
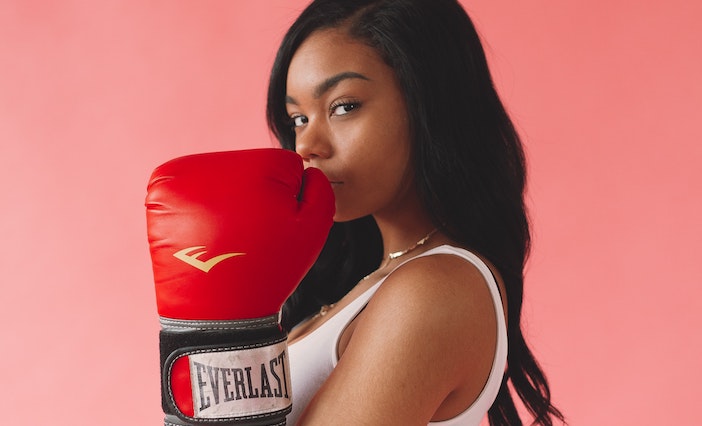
[314, 71, 370, 98]
[286, 71, 370, 105]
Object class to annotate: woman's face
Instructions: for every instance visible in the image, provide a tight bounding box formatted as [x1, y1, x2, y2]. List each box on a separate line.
[286, 28, 415, 223]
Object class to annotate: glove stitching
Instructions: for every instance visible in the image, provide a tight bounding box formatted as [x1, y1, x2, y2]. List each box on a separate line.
[161, 316, 278, 331]
[164, 324, 273, 331]
[164, 421, 286, 426]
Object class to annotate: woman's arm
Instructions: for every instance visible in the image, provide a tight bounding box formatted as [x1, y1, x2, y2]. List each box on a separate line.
[296, 253, 500, 425]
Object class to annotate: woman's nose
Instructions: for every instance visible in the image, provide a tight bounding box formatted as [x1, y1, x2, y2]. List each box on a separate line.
[295, 123, 332, 162]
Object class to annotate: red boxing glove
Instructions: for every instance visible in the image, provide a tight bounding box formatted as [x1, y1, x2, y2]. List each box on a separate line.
[146, 149, 334, 426]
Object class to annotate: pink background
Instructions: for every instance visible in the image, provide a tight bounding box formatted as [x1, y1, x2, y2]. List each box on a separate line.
[1, 1, 700, 424]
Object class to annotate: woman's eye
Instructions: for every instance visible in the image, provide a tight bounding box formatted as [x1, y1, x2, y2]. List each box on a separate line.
[290, 115, 308, 128]
[331, 102, 359, 117]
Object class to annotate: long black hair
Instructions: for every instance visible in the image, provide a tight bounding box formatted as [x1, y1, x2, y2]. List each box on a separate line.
[266, 0, 565, 424]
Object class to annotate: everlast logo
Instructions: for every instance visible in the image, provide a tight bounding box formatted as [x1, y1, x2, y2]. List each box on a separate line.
[188, 343, 292, 419]
[193, 351, 289, 410]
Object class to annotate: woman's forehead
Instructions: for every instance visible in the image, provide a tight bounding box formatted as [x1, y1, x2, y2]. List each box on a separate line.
[286, 29, 390, 94]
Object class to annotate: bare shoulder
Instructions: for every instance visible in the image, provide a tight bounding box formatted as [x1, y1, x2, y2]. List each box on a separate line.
[312, 251, 502, 423]
[369, 251, 501, 329]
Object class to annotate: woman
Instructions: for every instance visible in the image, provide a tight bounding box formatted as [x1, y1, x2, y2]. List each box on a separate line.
[266, 0, 565, 424]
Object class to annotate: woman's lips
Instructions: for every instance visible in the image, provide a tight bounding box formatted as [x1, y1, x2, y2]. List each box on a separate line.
[322, 174, 343, 186]
[315, 168, 342, 186]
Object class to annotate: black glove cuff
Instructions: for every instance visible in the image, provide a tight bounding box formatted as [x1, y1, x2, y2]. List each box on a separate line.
[159, 315, 291, 426]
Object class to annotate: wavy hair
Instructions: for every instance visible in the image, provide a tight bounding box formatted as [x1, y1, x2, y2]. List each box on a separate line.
[266, 1, 565, 424]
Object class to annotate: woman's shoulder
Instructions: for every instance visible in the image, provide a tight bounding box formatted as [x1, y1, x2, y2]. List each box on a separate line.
[368, 245, 501, 328]
[331, 245, 503, 422]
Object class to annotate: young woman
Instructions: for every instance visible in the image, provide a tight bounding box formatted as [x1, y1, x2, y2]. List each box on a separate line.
[266, 0, 565, 424]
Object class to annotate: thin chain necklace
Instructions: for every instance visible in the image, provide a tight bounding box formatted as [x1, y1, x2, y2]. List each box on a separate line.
[381, 228, 438, 269]
[315, 228, 438, 319]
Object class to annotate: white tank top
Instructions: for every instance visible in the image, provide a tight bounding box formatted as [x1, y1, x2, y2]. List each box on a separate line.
[287, 245, 508, 425]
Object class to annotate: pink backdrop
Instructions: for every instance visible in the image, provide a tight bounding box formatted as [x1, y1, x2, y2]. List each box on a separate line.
[1, 1, 700, 424]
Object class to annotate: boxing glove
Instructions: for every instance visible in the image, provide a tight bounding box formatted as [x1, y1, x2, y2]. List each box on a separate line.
[146, 149, 334, 426]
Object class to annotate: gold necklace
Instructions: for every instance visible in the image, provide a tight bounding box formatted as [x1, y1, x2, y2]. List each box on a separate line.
[315, 228, 438, 319]
[372, 227, 439, 276]
[386, 228, 438, 262]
